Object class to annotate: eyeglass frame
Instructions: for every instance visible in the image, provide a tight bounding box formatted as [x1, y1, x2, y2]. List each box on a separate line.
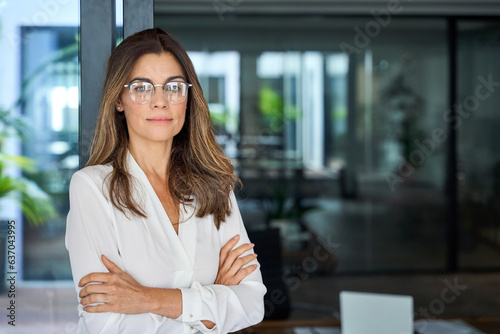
[123, 79, 193, 105]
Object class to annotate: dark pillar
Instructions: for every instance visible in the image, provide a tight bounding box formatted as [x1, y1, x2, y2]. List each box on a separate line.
[123, 0, 154, 39]
[80, 0, 115, 168]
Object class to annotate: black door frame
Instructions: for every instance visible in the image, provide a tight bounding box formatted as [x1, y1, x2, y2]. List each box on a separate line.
[79, 0, 153, 168]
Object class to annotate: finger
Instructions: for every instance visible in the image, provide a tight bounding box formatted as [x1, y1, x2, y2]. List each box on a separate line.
[226, 254, 258, 277]
[79, 272, 112, 287]
[81, 292, 109, 306]
[102, 255, 124, 274]
[220, 234, 240, 265]
[220, 243, 254, 273]
[83, 303, 109, 313]
[223, 243, 255, 270]
[221, 235, 240, 254]
[218, 263, 258, 286]
[79, 281, 111, 299]
[232, 264, 258, 284]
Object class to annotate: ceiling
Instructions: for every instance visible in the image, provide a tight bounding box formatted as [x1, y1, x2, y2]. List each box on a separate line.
[154, 0, 500, 17]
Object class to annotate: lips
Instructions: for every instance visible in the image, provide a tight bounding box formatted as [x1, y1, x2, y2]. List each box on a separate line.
[147, 117, 172, 124]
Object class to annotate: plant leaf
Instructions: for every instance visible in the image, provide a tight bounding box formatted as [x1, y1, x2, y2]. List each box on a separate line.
[19, 179, 57, 226]
[0, 108, 31, 139]
[0, 174, 23, 198]
[0, 153, 37, 173]
[0, 176, 56, 226]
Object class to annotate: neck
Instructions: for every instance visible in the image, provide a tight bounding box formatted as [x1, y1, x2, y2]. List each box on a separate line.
[128, 140, 172, 180]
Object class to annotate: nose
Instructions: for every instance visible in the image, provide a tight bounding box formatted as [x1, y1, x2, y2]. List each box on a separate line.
[151, 84, 168, 108]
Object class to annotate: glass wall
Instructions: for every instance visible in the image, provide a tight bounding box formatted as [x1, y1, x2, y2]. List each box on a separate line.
[0, 0, 79, 331]
[154, 10, 500, 275]
[189, 51, 240, 156]
[21, 26, 79, 280]
[457, 20, 500, 269]
[156, 15, 452, 273]
[0, 0, 79, 281]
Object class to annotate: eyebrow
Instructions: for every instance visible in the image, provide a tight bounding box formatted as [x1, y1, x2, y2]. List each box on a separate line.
[129, 75, 187, 84]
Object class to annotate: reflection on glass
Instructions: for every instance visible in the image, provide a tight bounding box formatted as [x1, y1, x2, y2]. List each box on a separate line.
[21, 26, 79, 280]
[344, 34, 449, 271]
[189, 51, 240, 157]
[158, 16, 451, 273]
[0, 0, 79, 331]
[458, 20, 500, 269]
[325, 53, 349, 169]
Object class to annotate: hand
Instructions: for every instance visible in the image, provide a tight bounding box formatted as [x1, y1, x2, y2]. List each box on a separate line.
[78, 255, 152, 314]
[215, 234, 258, 286]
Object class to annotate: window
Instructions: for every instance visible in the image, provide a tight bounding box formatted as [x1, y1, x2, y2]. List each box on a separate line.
[0, 0, 79, 285]
[21, 26, 79, 280]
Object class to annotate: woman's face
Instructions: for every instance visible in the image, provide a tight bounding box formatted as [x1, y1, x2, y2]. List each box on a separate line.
[117, 52, 188, 149]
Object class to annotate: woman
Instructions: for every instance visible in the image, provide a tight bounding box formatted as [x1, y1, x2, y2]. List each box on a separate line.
[65, 28, 266, 334]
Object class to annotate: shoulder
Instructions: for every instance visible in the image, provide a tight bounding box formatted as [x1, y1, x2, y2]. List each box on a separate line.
[69, 164, 113, 195]
[72, 164, 113, 183]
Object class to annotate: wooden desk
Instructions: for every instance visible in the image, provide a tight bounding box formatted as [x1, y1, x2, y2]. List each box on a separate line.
[236, 318, 500, 334]
[236, 320, 339, 334]
[462, 316, 500, 333]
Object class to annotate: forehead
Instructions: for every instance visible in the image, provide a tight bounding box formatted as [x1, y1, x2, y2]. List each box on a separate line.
[128, 52, 185, 80]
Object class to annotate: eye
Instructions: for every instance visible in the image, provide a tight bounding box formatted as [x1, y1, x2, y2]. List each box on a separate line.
[166, 82, 182, 92]
[132, 82, 153, 93]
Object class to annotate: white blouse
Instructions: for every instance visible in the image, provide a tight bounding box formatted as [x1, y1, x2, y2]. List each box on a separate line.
[65, 152, 266, 334]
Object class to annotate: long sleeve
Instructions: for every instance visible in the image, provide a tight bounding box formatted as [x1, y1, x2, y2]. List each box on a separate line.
[66, 163, 266, 334]
[179, 192, 267, 333]
[65, 170, 179, 333]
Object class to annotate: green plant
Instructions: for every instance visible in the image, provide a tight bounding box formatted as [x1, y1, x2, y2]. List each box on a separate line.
[260, 176, 317, 226]
[0, 29, 78, 226]
[380, 70, 425, 164]
[0, 108, 56, 226]
[259, 86, 284, 133]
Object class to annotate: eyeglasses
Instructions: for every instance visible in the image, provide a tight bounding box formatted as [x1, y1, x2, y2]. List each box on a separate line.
[124, 80, 193, 105]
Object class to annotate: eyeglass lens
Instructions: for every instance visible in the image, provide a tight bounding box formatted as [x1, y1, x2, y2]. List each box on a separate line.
[128, 81, 189, 104]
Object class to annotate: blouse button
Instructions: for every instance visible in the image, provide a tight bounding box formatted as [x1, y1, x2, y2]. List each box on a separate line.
[190, 326, 194, 331]
[190, 314, 194, 318]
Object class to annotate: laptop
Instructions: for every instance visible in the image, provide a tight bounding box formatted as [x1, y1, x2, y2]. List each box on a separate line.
[340, 291, 414, 334]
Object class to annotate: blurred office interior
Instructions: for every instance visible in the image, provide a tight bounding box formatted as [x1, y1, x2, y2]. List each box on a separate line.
[1, 0, 500, 331]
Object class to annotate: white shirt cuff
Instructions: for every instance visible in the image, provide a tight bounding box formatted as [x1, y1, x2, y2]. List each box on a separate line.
[179, 287, 217, 333]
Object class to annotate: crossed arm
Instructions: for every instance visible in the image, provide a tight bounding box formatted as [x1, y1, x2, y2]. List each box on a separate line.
[78, 234, 258, 329]
[66, 171, 265, 333]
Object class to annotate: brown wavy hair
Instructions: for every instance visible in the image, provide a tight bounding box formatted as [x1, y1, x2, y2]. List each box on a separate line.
[86, 28, 238, 229]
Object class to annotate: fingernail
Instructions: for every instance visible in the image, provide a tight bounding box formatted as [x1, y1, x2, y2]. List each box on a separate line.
[253, 253, 258, 258]
[250, 243, 255, 247]
[233, 234, 240, 240]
